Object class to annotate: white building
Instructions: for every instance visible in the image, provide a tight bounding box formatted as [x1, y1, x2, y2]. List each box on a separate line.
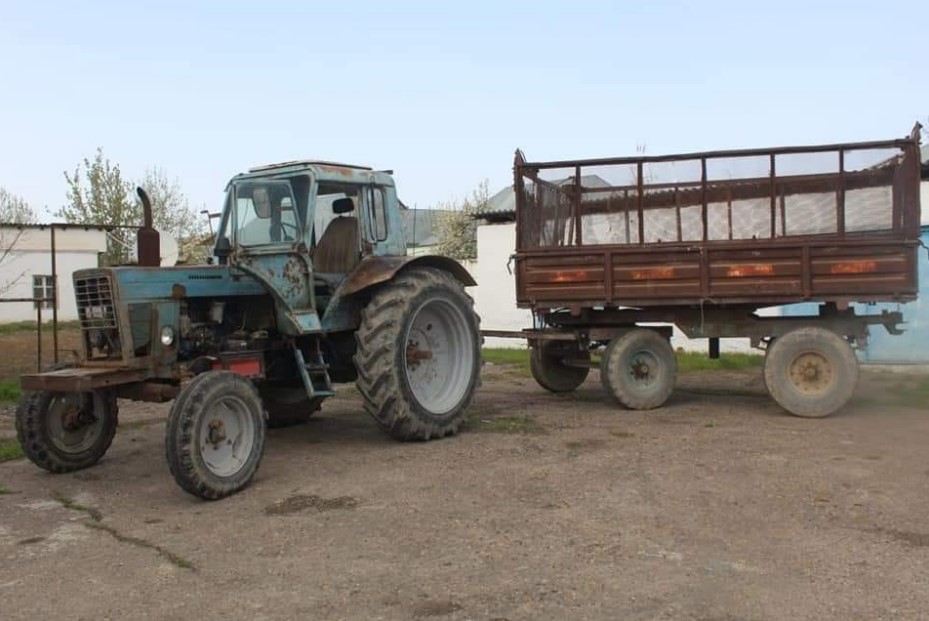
[0, 224, 109, 322]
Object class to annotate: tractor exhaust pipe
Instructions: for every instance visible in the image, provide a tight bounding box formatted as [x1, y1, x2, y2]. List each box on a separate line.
[136, 187, 161, 267]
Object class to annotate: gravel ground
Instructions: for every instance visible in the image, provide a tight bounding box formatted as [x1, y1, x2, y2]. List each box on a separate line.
[1, 364, 927, 621]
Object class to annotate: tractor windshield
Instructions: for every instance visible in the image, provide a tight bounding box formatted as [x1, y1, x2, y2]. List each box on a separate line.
[229, 180, 301, 246]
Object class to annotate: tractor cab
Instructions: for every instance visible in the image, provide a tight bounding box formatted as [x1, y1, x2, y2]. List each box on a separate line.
[212, 161, 405, 332]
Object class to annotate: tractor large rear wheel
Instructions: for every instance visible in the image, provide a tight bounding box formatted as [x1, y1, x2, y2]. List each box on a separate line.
[354, 267, 481, 441]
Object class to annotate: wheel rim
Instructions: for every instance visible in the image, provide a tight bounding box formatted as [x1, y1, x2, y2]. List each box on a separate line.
[626, 350, 662, 391]
[787, 351, 834, 396]
[47, 394, 105, 455]
[198, 395, 256, 477]
[403, 295, 474, 415]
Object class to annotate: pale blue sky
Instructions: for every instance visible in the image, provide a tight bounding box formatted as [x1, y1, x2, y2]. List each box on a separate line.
[0, 0, 925, 221]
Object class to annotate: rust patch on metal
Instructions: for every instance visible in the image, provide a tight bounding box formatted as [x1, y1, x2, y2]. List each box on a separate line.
[726, 264, 774, 277]
[631, 267, 675, 280]
[830, 260, 877, 274]
[551, 270, 593, 282]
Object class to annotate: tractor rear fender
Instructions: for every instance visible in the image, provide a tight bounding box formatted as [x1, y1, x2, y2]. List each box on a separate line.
[320, 256, 475, 334]
[338, 255, 475, 297]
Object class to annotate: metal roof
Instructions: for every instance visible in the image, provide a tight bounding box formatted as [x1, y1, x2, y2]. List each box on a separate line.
[248, 160, 372, 173]
[482, 175, 610, 220]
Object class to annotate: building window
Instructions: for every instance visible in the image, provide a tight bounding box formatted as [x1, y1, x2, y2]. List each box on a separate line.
[33, 275, 55, 310]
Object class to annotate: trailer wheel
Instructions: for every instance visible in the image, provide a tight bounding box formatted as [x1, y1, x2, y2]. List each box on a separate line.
[530, 343, 590, 393]
[15, 389, 118, 473]
[601, 329, 677, 410]
[166, 371, 266, 500]
[354, 267, 481, 441]
[258, 386, 322, 429]
[763, 327, 858, 418]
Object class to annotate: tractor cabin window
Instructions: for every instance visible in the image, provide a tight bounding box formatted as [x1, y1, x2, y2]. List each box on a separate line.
[366, 186, 388, 241]
[231, 181, 301, 246]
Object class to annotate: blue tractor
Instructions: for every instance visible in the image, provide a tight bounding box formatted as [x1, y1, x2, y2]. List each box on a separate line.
[17, 161, 482, 499]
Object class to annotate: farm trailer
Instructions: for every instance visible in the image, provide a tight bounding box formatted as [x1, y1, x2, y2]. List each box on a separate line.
[486, 124, 924, 417]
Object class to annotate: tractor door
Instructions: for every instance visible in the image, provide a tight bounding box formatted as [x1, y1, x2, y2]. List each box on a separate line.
[224, 177, 320, 334]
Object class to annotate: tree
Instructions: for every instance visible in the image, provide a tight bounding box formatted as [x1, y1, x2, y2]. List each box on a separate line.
[58, 148, 203, 265]
[434, 180, 490, 261]
[0, 188, 37, 224]
[0, 188, 37, 295]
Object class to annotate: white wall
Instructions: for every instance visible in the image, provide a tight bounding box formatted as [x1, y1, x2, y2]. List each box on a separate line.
[0, 227, 107, 322]
[472, 223, 532, 348]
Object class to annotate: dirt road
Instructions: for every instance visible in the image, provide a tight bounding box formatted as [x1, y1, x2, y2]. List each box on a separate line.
[1, 365, 927, 620]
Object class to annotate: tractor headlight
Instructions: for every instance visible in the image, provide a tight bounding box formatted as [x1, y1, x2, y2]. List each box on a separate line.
[160, 326, 175, 346]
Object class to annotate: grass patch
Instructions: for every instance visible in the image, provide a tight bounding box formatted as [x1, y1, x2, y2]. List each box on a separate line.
[890, 377, 929, 408]
[0, 379, 21, 403]
[0, 438, 24, 462]
[0, 320, 81, 334]
[609, 429, 635, 438]
[0, 485, 12, 495]
[470, 414, 544, 434]
[676, 351, 763, 373]
[482, 348, 531, 374]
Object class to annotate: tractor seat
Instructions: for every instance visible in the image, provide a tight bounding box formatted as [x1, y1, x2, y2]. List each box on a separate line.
[313, 197, 360, 284]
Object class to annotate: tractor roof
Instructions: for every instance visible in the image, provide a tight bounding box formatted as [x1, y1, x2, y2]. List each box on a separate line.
[248, 160, 372, 173]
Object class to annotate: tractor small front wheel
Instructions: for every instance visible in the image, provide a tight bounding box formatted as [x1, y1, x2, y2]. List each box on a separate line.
[16, 389, 118, 473]
[166, 371, 266, 500]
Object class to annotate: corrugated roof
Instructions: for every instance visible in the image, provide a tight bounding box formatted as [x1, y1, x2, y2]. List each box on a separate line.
[483, 175, 610, 219]
[401, 208, 453, 247]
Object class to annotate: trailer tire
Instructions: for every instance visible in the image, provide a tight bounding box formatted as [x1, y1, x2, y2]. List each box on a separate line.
[601, 329, 677, 410]
[354, 267, 481, 441]
[763, 327, 858, 418]
[15, 388, 118, 473]
[166, 371, 266, 500]
[258, 386, 321, 429]
[530, 343, 590, 393]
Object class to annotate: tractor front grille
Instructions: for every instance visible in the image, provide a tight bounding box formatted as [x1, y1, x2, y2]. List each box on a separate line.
[75, 273, 121, 359]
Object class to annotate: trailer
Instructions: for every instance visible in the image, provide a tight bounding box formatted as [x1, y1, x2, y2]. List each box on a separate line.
[493, 124, 924, 417]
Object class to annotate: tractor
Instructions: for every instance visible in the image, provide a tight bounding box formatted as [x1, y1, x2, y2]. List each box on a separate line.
[16, 161, 482, 499]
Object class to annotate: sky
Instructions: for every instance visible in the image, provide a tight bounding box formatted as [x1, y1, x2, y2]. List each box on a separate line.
[0, 0, 926, 223]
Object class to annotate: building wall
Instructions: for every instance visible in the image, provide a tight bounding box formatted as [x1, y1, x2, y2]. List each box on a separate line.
[473, 223, 531, 348]
[0, 227, 107, 322]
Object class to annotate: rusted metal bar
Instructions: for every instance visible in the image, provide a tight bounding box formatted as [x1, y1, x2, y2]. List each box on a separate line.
[623, 190, 631, 244]
[674, 186, 682, 242]
[637, 162, 644, 244]
[574, 165, 582, 245]
[604, 250, 613, 305]
[521, 137, 915, 170]
[769, 154, 777, 239]
[726, 186, 733, 241]
[36, 300, 42, 373]
[779, 193, 786, 237]
[701, 158, 708, 241]
[50, 226, 58, 364]
[837, 150, 846, 237]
